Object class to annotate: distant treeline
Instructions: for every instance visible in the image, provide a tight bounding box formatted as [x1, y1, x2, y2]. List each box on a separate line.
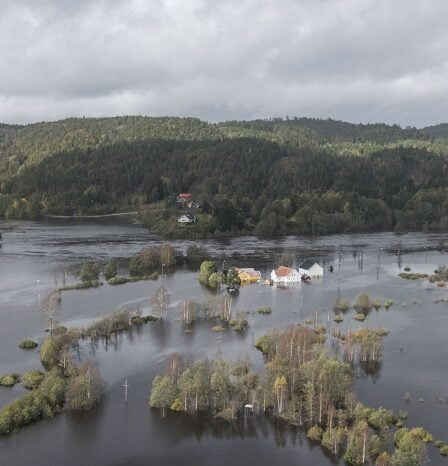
[2, 116, 448, 236]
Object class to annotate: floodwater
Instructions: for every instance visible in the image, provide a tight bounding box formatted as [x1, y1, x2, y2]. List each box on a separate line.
[0, 219, 447, 465]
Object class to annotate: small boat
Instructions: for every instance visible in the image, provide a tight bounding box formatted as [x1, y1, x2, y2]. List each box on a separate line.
[226, 285, 240, 295]
[301, 274, 311, 283]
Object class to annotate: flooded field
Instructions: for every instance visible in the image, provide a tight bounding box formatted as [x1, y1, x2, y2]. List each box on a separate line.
[0, 219, 447, 465]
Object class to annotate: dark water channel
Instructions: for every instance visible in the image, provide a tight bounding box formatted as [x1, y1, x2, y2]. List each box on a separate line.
[0, 220, 447, 465]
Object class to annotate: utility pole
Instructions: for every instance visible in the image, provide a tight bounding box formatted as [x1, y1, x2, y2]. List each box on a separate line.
[123, 379, 129, 403]
[250, 318, 254, 346]
[338, 245, 343, 272]
[377, 247, 382, 280]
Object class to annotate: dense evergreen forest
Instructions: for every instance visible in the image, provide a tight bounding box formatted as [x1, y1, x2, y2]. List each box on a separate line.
[1, 116, 448, 236]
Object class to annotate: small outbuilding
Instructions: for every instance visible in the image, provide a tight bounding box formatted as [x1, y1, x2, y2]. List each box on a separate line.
[177, 214, 195, 224]
[298, 260, 323, 278]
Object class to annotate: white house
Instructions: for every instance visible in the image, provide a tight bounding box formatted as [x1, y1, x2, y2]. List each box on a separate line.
[177, 214, 195, 224]
[270, 266, 301, 283]
[298, 260, 323, 278]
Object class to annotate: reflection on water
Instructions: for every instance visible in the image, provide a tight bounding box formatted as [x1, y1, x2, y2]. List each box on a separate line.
[1, 219, 448, 465]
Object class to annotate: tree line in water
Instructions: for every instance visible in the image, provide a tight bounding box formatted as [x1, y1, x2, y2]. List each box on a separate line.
[149, 324, 447, 464]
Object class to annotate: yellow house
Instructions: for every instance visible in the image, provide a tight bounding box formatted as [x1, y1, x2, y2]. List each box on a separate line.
[236, 267, 261, 283]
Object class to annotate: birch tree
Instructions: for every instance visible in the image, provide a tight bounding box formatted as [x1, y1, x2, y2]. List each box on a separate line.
[41, 292, 60, 336]
[151, 287, 170, 320]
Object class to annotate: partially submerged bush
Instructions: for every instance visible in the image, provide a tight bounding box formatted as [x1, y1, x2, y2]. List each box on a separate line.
[399, 272, 428, 280]
[372, 299, 382, 310]
[80, 262, 100, 282]
[409, 427, 433, 443]
[354, 313, 366, 321]
[307, 425, 323, 441]
[257, 306, 272, 314]
[215, 406, 238, 422]
[429, 273, 444, 283]
[108, 276, 129, 285]
[170, 398, 183, 412]
[211, 325, 226, 332]
[22, 370, 45, 390]
[0, 368, 66, 434]
[142, 315, 158, 322]
[334, 314, 344, 323]
[130, 314, 145, 325]
[229, 313, 248, 332]
[104, 260, 118, 280]
[354, 293, 371, 311]
[18, 340, 38, 349]
[334, 298, 350, 311]
[439, 444, 448, 456]
[383, 299, 394, 309]
[0, 374, 20, 387]
[255, 335, 272, 354]
[40, 337, 62, 370]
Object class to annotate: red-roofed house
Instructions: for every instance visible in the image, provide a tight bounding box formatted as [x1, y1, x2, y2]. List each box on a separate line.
[177, 193, 192, 203]
[270, 265, 301, 283]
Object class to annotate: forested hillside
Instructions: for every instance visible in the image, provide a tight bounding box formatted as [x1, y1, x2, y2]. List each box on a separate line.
[1, 116, 448, 237]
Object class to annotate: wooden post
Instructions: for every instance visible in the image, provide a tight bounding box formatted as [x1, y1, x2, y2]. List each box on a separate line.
[123, 379, 129, 403]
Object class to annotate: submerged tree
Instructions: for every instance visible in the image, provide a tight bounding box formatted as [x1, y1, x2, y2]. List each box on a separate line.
[40, 291, 60, 336]
[151, 287, 170, 320]
[65, 361, 105, 410]
[80, 262, 100, 282]
[104, 260, 118, 280]
[149, 375, 177, 417]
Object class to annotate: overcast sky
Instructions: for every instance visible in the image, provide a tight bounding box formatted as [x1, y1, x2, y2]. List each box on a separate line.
[0, 0, 447, 126]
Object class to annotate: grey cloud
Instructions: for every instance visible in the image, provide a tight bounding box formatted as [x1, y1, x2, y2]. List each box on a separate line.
[0, 0, 447, 126]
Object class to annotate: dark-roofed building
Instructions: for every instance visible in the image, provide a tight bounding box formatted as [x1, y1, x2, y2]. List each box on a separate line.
[298, 260, 323, 277]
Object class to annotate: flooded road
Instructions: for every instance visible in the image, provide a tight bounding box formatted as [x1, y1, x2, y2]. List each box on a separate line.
[0, 219, 447, 465]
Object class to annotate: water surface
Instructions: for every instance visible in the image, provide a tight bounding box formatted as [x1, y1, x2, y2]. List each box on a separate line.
[0, 220, 447, 465]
